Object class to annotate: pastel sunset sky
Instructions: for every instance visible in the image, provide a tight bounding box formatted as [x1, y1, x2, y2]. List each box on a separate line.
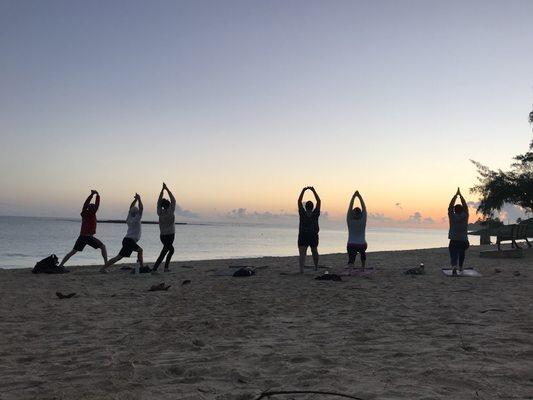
[1, 0, 532, 227]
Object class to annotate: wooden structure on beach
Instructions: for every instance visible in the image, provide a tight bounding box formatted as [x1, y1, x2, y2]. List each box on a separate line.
[470, 221, 533, 258]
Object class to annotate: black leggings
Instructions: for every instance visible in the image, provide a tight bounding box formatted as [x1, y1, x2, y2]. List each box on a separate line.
[449, 240, 469, 267]
[153, 234, 175, 271]
[347, 243, 367, 264]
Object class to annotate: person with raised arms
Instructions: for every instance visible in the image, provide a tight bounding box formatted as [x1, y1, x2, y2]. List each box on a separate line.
[346, 190, 368, 270]
[448, 187, 470, 274]
[151, 182, 176, 273]
[297, 186, 321, 274]
[59, 190, 108, 269]
[101, 193, 144, 273]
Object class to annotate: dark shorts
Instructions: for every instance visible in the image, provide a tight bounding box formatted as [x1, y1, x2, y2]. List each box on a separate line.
[118, 237, 141, 257]
[73, 235, 101, 251]
[298, 232, 319, 247]
[449, 240, 470, 251]
[347, 243, 368, 254]
[160, 234, 175, 247]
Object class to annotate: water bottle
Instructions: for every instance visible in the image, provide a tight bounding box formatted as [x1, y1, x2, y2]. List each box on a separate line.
[134, 261, 140, 275]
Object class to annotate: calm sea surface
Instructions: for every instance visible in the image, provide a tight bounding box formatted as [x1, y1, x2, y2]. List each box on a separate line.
[0, 216, 449, 269]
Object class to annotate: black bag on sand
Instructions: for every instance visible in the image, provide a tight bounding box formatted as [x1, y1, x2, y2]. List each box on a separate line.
[32, 255, 68, 274]
[232, 267, 255, 277]
[404, 266, 425, 275]
[315, 273, 342, 281]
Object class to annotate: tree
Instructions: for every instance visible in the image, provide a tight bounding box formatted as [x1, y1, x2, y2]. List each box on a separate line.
[470, 108, 533, 217]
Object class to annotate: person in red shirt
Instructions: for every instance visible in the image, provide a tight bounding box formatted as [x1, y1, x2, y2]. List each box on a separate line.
[59, 190, 108, 268]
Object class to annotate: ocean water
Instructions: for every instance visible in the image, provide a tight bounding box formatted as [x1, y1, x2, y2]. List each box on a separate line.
[0, 216, 449, 269]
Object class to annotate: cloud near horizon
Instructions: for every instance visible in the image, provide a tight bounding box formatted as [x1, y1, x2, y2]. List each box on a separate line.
[224, 208, 329, 222]
[408, 211, 435, 224]
[369, 211, 435, 226]
[492, 204, 529, 223]
[174, 203, 200, 219]
[466, 201, 529, 223]
[222, 208, 434, 227]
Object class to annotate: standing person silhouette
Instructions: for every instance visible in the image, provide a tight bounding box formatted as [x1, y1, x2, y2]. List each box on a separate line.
[347, 190, 367, 270]
[59, 190, 107, 269]
[152, 183, 176, 273]
[448, 187, 470, 274]
[101, 193, 144, 273]
[297, 186, 321, 274]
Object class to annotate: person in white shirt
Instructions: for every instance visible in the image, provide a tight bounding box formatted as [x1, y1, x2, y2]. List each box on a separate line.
[346, 190, 367, 270]
[101, 193, 144, 273]
[151, 182, 176, 272]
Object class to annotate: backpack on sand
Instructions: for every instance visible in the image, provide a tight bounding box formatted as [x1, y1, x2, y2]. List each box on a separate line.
[232, 267, 256, 277]
[32, 255, 68, 274]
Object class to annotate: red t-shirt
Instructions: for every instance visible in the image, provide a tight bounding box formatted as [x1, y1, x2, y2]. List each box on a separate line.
[80, 209, 97, 235]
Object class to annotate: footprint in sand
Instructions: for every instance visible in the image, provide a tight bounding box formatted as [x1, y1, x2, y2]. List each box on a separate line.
[167, 365, 184, 376]
[290, 355, 310, 363]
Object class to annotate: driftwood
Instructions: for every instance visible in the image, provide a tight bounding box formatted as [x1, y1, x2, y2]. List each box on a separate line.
[255, 390, 365, 400]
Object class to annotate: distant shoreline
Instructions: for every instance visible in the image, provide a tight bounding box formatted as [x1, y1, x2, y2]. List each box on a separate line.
[99, 220, 188, 225]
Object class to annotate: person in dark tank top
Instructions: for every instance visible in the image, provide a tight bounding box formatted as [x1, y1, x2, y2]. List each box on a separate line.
[297, 186, 321, 274]
[448, 187, 470, 273]
[58, 190, 108, 269]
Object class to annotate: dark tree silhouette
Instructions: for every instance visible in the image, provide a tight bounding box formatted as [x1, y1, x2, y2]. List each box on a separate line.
[470, 108, 533, 217]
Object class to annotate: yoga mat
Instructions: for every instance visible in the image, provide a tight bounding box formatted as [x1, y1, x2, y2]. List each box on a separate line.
[441, 268, 482, 277]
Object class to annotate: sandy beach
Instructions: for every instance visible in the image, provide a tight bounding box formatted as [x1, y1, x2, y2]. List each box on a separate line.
[1, 245, 532, 400]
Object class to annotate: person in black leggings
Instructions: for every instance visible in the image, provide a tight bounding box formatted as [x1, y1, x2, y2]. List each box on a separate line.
[346, 191, 368, 270]
[297, 186, 321, 274]
[152, 183, 176, 272]
[448, 187, 469, 273]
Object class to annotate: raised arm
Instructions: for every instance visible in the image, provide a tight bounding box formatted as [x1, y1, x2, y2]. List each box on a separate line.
[310, 187, 321, 210]
[448, 191, 458, 213]
[129, 196, 137, 210]
[458, 189, 468, 216]
[94, 191, 100, 212]
[297, 187, 307, 209]
[157, 186, 164, 214]
[82, 191, 95, 212]
[347, 192, 356, 221]
[166, 185, 176, 208]
[357, 191, 366, 214]
[137, 194, 143, 216]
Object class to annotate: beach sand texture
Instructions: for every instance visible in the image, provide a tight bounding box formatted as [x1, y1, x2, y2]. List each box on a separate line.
[0, 246, 532, 400]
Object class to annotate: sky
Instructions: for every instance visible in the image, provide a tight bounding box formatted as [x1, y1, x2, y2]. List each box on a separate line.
[1, 0, 532, 227]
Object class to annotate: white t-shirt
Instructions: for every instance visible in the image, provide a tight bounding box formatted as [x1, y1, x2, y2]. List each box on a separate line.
[347, 212, 367, 245]
[125, 209, 142, 242]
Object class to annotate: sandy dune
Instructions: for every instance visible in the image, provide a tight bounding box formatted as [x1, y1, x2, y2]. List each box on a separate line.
[0, 245, 532, 400]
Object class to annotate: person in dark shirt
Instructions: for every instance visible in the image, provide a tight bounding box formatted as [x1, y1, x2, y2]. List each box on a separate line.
[152, 183, 176, 273]
[297, 186, 321, 274]
[448, 187, 470, 273]
[59, 190, 108, 269]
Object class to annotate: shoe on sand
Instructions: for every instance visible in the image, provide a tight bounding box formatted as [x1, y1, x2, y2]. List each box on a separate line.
[149, 282, 171, 292]
[56, 292, 76, 299]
